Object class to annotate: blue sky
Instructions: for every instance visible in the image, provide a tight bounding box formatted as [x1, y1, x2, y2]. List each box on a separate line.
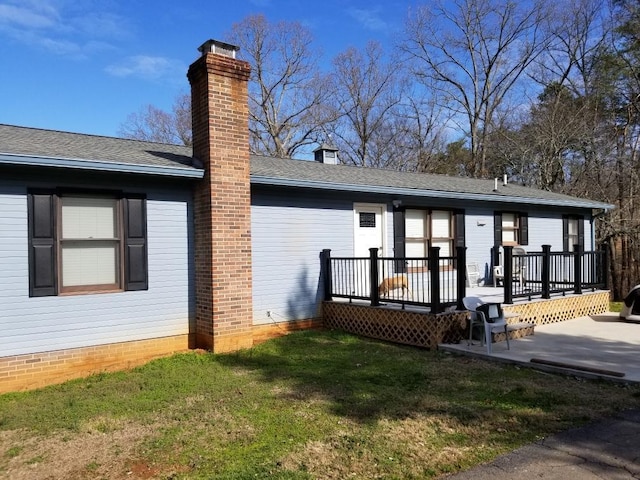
[0, 0, 409, 138]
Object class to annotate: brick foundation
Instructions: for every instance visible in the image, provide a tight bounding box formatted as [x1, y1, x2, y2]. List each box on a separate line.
[252, 318, 324, 345]
[0, 335, 189, 394]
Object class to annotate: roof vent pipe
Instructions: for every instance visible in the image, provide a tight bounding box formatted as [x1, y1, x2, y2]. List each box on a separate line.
[503, 173, 508, 186]
[493, 178, 498, 191]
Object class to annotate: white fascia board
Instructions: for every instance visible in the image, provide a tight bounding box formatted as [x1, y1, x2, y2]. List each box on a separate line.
[250, 175, 615, 211]
[0, 153, 204, 179]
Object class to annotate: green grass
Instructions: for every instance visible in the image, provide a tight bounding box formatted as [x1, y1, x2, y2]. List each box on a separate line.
[1, 330, 639, 479]
[610, 301, 624, 313]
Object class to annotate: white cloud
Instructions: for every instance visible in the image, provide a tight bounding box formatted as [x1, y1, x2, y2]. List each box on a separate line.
[0, 0, 127, 57]
[0, 2, 58, 29]
[105, 55, 185, 81]
[347, 7, 388, 32]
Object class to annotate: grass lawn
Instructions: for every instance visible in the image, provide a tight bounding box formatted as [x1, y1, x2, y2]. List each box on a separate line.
[1, 329, 639, 479]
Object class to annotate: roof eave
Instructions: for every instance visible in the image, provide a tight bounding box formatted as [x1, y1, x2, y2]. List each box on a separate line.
[0, 153, 204, 179]
[250, 175, 615, 211]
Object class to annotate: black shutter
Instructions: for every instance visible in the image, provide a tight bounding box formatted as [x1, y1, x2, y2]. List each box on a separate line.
[562, 216, 569, 251]
[578, 215, 584, 248]
[454, 210, 465, 248]
[393, 209, 405, 273]
[28, 191, 57, 297]
[123, 195, 148, 291]
[519, 213, 528, 246]
[494, 212, 502, 246]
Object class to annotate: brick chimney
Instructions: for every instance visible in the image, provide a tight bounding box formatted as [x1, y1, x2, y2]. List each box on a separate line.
[187, 39, 253, 352]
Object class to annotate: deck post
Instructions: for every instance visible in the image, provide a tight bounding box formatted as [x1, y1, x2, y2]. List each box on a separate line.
[456, 246, 466, 310]
[321, 249, 332, 301]
[429, 246, 441, 313]
[542, 244, 551, 299]
[504, 245, 513, 304]
[369, 247, 380, 306]
[573, 244, 583, 294]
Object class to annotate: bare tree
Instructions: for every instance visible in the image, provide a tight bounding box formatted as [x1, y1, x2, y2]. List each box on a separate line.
[226, 14, 334, 158]
[402, 0, 550, 177]
[326, 41, 405, 168]
[397, 89, 454, 174]
[119, 93, 192, 146]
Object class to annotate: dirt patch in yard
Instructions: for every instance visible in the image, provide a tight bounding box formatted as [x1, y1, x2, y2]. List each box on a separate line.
[0, 419, 157, 480]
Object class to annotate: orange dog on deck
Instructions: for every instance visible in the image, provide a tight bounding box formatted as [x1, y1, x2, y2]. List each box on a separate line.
[378, 274, 412, 299]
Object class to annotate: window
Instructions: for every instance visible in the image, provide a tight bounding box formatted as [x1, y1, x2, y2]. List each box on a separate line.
[404, 209, 454, 257]
[563, 215, 584, 252]
[494, 212, 528, 246]
[359, 212, 376, 228]
[61, 196, 120, 290]
[501, 213, 519, 245]
[393, 208, 465, 272]
[28, 190, 148, 297]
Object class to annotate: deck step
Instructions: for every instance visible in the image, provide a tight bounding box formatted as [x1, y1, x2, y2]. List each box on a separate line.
[492, 322, 535, 343]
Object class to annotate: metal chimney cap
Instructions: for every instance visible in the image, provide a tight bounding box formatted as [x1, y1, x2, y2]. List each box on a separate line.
[198, 39, 239, 58]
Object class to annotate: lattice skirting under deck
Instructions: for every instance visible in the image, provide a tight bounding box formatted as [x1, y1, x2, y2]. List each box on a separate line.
[323, 302, 468, 350]
[323, 291, 609, 349]
[501, 291, 609, 326]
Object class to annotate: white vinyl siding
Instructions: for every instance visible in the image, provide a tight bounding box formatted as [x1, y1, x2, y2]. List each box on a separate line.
[0, 182, 193, 358]
[251, 191, 393, 326]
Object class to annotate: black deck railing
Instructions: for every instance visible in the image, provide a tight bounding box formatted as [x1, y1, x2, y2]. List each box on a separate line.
[322, 244, 608, 311]
[322, 246, 467, 313]
[495, 245, 608, 302]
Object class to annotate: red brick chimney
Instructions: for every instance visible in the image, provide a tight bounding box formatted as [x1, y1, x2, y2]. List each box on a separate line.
[187, 39, 253, 352]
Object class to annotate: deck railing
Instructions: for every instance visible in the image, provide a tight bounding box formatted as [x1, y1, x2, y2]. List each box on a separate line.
[322, 246, 467, 313]
[322, 244, 608, 311]
[496, 245, 608, 303]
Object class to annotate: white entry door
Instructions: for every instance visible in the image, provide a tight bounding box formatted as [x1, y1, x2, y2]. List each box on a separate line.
[354, 203, 386, 257]
[353, 204, 386, 297]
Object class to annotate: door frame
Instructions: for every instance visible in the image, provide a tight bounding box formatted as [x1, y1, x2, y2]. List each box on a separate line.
[353, 203, 387, 257]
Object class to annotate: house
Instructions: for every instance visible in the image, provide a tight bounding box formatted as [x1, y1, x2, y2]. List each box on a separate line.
[0, 39, 612, 393]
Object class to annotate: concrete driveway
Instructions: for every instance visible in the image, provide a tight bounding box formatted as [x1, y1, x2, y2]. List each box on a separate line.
[440, 312, 640, 383]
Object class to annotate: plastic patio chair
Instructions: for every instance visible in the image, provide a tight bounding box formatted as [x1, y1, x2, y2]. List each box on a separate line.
[493, 247, 526, 287]
[475, 302, 511, 354]
[462, 296, 485, 347]
[466, 262, 481, 287]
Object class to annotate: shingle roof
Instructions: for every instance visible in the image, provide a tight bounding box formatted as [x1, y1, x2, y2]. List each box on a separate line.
[0, 124, 199, 177]
[251, 155, 613, 210]
[0, 124, 612, 210]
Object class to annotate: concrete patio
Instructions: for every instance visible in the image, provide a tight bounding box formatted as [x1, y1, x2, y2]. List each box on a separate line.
[439, 312, 640, 383]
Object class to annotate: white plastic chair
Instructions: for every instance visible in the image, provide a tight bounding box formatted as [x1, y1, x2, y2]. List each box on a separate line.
[493, 247, 526, 287]
[462, 296, 485, 346]
[466, 262, 481, 287]
[475, 303, 510, 354]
